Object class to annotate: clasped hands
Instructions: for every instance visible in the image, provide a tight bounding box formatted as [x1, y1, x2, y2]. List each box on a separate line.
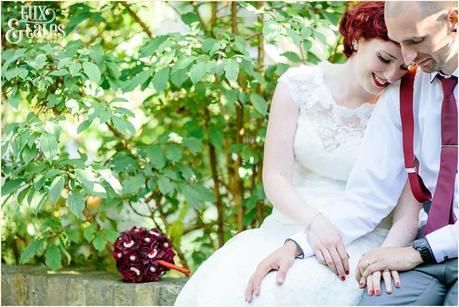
[245, 214, 349, 303]
[245, 214, 423, 303]
[355, 246, 423, 296]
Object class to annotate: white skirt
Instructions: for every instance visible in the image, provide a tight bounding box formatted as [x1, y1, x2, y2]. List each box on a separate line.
[175, 174, 391, 305]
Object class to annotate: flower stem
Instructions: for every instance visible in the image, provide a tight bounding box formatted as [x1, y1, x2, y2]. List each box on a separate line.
[157, 260, 190, 276]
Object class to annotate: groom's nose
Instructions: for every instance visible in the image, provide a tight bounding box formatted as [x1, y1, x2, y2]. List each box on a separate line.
[400, 45, 417, 66]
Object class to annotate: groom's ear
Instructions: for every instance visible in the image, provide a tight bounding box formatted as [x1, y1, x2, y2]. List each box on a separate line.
[447, 8, 458, 32]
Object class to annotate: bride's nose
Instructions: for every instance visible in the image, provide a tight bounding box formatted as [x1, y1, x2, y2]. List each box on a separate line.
[384, 67, 402, 84]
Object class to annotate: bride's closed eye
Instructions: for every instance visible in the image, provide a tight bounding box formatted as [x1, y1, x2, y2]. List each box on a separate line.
[377, 53, 391, 64]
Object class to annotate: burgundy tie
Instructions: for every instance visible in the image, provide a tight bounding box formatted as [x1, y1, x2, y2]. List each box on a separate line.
[424, 75, 458, 235]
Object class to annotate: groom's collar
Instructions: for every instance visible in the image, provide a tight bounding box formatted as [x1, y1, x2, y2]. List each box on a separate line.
[429, 68, 458, 83]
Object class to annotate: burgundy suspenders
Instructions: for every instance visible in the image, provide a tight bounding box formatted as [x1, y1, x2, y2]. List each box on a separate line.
[399, 69, 432, 203]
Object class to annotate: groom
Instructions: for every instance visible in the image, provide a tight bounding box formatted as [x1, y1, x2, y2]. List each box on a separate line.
[356, 1, 458, 305]
[246, 1, 457, 305]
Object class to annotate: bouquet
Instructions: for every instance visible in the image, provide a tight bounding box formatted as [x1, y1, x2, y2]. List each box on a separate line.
[112, 226, 190, 282]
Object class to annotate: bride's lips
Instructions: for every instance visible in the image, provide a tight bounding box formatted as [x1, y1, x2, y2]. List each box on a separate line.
[372, 73, 389, 88]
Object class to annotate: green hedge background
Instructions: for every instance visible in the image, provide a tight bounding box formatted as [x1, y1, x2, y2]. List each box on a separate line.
[1, 1, 348, 274]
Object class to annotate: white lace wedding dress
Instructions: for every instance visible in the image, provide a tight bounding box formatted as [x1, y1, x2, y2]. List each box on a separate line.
[175, 63, 391, 305]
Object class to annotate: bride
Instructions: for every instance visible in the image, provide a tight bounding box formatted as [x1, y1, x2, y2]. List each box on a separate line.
[175, 2, 419, 305]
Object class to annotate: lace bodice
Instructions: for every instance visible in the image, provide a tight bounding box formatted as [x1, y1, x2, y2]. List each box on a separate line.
[278, 63, 374, 182]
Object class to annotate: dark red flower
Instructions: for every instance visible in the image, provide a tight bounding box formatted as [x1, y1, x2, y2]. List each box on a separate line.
[112, 226, 178, 283]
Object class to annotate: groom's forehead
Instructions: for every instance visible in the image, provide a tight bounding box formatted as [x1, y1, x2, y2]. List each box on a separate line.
[385, 17, 421, 43]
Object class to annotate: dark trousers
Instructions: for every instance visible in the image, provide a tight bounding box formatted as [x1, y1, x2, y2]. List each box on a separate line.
[359, 229, 457, 305]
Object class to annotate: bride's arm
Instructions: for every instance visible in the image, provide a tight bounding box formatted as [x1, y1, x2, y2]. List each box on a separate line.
[262, 80, 321, 227]
[381, 181, 422, 247]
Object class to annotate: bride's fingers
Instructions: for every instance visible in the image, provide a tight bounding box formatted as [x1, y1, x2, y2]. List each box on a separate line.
[382, 270, 392, 294]
[336, 244, 350, 276]
[276, 259, 292, 284]
[251, 262, 273, 298]
[391, 270, 400, 288]
[321, 249, 338, 274]
[372, 271, 381, 296]
[245, 276, 255, 303]
[366, 274, 374, 296]
[330, 248, 345, 279]
[315, 248, 326, 265]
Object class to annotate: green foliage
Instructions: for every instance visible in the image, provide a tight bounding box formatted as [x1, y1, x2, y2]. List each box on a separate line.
[2, 1, 346, 272]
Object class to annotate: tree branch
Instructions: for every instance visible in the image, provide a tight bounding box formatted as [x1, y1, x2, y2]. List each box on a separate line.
[120, 2, 153, 39]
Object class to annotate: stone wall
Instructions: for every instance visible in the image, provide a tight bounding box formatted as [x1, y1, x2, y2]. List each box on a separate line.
[1, 265, 186, 306]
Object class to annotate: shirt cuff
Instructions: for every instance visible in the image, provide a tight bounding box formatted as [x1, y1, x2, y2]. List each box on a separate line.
[284, 239, 304, 259]
[425, 224, 458, 263]
[288, 231, 314, 259]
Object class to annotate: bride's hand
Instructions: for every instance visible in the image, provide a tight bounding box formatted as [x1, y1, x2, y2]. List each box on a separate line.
[359, 269, 400, 296]
[307, 214, 350, 279]
[245, 240, 299, 303]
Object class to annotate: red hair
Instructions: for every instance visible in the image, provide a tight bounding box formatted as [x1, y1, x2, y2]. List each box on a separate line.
[339, 2, 391, 58]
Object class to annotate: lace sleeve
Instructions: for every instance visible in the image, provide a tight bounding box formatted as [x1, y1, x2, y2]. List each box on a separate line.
[278, 65, 324, 110]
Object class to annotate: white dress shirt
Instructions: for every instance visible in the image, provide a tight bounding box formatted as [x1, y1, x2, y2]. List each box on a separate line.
[290, 68, 458, 263]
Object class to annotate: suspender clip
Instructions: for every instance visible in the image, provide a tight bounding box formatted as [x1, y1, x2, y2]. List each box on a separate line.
[405, 167, 417, 174]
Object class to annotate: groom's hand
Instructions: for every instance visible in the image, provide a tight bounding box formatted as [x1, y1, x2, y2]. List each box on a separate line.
[245, 241, 299, 303]
[356, 247, 423, 282]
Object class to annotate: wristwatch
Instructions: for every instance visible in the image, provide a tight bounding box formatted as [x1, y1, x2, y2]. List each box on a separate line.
[410, 238, 436, 264]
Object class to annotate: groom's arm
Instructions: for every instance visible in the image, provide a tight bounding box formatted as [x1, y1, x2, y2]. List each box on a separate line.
[289, 84, 407, 257]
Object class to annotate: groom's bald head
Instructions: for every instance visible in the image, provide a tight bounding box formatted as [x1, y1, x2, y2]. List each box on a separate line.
[384, 1, 458, 74]
[385, 1, 456, 19]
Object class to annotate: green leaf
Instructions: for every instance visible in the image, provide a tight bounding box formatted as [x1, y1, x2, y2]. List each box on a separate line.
[122, 175, 145, 194]
[15, 67, 28, 79]
[139, 35, 168, 57]
[153, 67, 170, 92]
[101, 229, 119, 243]
[68, 191, 85, 219]
[181, 12, 200, 25]
[173, 56, 195, 71]
[146, 145, 165, 170]
[57, 57, 72, 69]
[77, 119, 93, 133]
[179, 184, 201, 208]
[170, 69, 189, 87]
[50, 69, 69, 77]
[45, 245, 62, 271]
[83, 223, 96, 242]
[20, 239, 44, 264]
[111, 117, 136, 138]
[183, 137, 203, 154]
[158, 176, 175, 195]
[48, 176, 65, 206]
[8, 86, 20, 109]
[250, 93, 267, 115]
[69, 63, 81, 76]
[166, 145, 183, 163]
[2, 178, 24, 196]
[99, 169, 122, 195]
[234, 36, 249, 56]
[83, 62, 101, 84]
[122, 69, 152, 92]
[224, 60, 239, 84]
[189, 62, 207, 84]
[281, 51, 302, 63]
[39, 133, 58, 161]
[209, 126, 223, 148]
[92, 235, 106, 252]
[75, 169, 96, 192]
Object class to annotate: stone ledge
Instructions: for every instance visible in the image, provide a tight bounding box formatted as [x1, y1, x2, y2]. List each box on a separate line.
[1, 264, 187, 306]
